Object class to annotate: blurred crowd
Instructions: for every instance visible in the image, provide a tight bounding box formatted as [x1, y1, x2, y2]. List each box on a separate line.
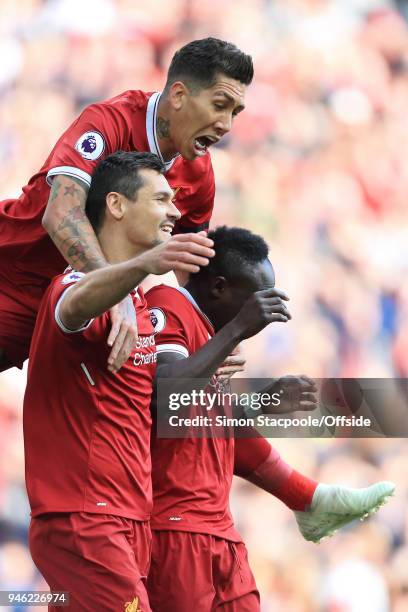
[1, 0, 408, 610]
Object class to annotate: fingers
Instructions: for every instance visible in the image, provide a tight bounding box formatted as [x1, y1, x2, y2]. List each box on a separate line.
[216, 364, 246, 377]
[107, 323, 137, 373]
[172, 234, 215, 259]
[172, 250, 214, 268]
[256, 288, 290, 301]
[299, 392, 318, 404]
[260, 298, 292, 321]
[175, 232, 214, 248]
[298, 401, 317, 411]
[172, 262, 201, 274]
[299, 375, 317, 390]
[221, 355, 246, 367]
[107, 298, 138, 373]
[107, 304, 121, 347]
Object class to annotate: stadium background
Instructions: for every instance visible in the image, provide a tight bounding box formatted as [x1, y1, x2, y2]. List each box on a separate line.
[1, 0, 408, 609]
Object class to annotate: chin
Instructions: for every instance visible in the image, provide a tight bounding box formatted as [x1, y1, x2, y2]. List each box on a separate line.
[157, 232, 171, 243]
[179, 143, 197, 161]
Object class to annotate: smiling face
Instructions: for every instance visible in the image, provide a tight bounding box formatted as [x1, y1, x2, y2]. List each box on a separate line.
[121, 168, 181, 250]
[169, 74, 246, 161]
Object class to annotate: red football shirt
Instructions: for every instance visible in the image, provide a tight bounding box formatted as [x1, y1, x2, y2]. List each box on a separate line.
[0, 90, 215, 289]
[145, 285, 241, 542]
[24, 270, 156, 520]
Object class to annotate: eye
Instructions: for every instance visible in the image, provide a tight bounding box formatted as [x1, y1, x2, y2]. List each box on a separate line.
[213, 103, 225, 110]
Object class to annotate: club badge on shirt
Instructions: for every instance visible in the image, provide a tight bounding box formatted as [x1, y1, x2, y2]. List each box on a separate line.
[149, 308, 166, 333]
[75, 131, 105, 160]
[61, 271, 85, 284]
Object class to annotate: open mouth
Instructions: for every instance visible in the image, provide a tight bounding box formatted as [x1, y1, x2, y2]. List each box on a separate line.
[160, 224, 174, 234]
[194, 136, 218, 155]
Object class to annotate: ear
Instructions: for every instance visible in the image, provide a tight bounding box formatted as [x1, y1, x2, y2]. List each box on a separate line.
[210, 276, 228, 299]
[167, 81, 189, 111]
[105, 192, 125, 221]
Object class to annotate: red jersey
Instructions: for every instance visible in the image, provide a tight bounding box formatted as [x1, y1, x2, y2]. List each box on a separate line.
[145, 285, 241, 542]
[0, 90, 215, 289]
[24, 270, 156, 520]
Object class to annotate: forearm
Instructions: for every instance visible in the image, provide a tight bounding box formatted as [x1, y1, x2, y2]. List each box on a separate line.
[43, 175, 106, 272]
[156, 320, 244, 383]
[61, 256, 151, 327]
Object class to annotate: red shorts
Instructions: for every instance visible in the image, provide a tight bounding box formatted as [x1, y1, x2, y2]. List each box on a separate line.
[29, 512, 152, 612]
[147, 531, 260, 611]
[0, 275, 45, 368]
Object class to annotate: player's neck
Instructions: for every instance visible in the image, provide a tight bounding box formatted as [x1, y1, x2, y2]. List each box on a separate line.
[185, 282, 217, 327]
[98, 227, 145, 264]
[156, 97, 179, 161]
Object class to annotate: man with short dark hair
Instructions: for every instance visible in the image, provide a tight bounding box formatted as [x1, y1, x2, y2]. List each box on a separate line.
[23, 151, 214, 611]
[146, 226, 395, 611]
[0, 37, 253, 372]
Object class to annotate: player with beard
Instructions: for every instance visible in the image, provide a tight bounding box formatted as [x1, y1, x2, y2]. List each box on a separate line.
[0, 37, 252, 372]
[145, 226, 395, 611]
[23, 151, 214, 612]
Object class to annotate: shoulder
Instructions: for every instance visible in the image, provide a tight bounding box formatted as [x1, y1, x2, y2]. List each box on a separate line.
[146, 286, 193, 331]
[47, 270, 85, 299]
[146, 285, 189, 311]
[92, 89, 150, 114]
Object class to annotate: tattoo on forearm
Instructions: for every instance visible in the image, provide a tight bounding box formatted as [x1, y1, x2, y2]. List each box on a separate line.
[48, 176, 106, 272]
[50, 177, 62, 203]
[157, 116, 170, 139]
[64, 184, 82, 197]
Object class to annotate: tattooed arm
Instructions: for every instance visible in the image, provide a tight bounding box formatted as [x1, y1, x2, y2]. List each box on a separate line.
[42, 174, 135, 372]
[42, 175, 106, 272]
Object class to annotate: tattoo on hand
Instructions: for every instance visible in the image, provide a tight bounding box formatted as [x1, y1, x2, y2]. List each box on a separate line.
[157, 116, 170, 139]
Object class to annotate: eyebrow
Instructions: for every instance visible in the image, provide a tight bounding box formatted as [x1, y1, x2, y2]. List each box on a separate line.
[214, 91, 245, 112]
[154, 190, 174, 198]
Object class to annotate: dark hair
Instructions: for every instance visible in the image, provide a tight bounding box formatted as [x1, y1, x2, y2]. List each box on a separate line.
[86, 151, 165, 233]
[165, 38, 253, 92]
[196, 226, 269, 282]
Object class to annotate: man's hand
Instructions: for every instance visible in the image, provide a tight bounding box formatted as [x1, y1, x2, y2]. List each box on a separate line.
[138, 232, 215, 275]
[230, 288, 291, 340]
[216, 346, 246, 381]
[107, 296, 138, 373]
[265, 375, 318, 414]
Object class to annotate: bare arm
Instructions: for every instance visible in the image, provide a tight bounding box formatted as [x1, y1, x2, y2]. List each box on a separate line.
[42, 175, 106, 272]
[59, 233, 215, 331]
[155, 289, 292, 385]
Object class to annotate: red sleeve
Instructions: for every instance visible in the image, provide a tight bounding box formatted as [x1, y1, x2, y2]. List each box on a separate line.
[50, 271, 109, 344]
[45, 102, 129, 188]
[173, 161, 215, 234]
[145, 286, 192, 357]
[234, 437, 272, 477]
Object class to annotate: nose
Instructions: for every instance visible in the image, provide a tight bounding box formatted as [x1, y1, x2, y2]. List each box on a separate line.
[214, 113, 232, 135]
[167, 199, 181, 221]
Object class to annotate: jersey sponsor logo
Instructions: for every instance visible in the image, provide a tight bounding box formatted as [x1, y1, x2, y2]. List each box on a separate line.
[135, 334, 155, 349]
[75, 131, 105, 160]
[124, 597, 142, 612]
[169, 516, 182, 521]
[133, 351, 157, 367]
[61, 271, 85, 284]
[149, 308, 166, 333]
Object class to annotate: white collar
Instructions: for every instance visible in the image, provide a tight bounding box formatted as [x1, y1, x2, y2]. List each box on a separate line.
[176, 286, 213, 328]
[146, 92, 179, 173]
